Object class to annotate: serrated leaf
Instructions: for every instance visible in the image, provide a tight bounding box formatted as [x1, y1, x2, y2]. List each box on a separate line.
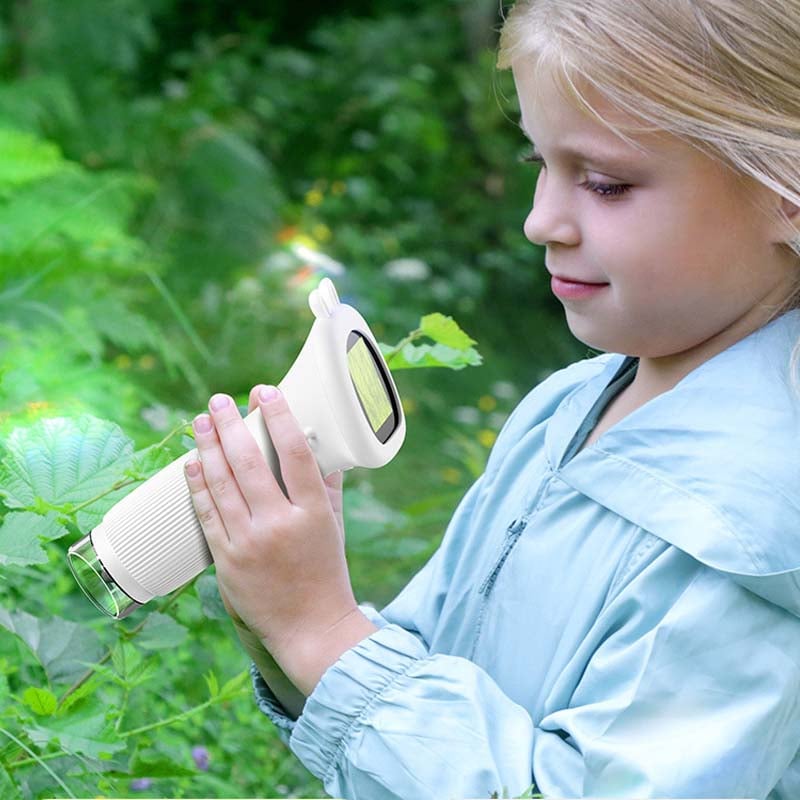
[0, 415, 136, 531]
[0, 607, 103, 685]
[0, 510, 67, 566]
[127, 443, 177, 479]
[22, 686, 58, 716]
[419, 313, 477, 349]
[110, 641, 142, 681]
[0, 512, 47, 565]
[195, 573, 228, 621]
[58, 676, 96, 714]
[136, 612, 188, 651]
[220, 669, 250, 697]
[25, 698, 125, 758]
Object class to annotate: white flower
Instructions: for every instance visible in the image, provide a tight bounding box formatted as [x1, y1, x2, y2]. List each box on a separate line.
[453, 406, 481, 425]
[383, 258, 431, 282]
[491, 381, 517, 400]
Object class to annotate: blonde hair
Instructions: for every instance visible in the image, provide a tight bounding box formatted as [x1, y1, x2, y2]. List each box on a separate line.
[497, 0, 800, 384]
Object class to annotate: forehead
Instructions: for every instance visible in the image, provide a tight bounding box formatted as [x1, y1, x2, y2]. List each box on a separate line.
[513, 57, 769, 206]
[512, 60, 661, 161]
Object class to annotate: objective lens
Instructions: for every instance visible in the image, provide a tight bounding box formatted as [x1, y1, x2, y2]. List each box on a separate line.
[67, 534, 140, 619]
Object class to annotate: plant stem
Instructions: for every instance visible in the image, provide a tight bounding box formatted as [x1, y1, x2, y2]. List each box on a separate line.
[0, 726, 76, 795]
[5, 748, 75, 771]
[56, 580, 193, 709]
[116, 682, 250, 739]
[382, 328, 422, 367]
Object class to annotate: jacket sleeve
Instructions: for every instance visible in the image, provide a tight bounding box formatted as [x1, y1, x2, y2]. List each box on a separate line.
[254, 526, 800, 800]
[252, 472, 540, 799]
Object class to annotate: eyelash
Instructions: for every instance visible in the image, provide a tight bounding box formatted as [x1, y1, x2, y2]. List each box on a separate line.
[521, 151, 632, 199]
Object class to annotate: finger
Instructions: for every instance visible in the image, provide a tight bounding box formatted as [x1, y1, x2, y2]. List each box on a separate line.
[207, 393, 288, 516]
[324, 469, 343, 492]
[324, 469, 344, 514]
[192, 410, 253, 531]
[247, 384, 263, 415]
[183, 458, 230, 549]
[256, 385, 328, 508]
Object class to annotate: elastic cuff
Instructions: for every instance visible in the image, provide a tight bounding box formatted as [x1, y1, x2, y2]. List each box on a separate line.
[250, 603, 389, 745]
[250, 662, 295, 746]
[289, 623, 429, 782]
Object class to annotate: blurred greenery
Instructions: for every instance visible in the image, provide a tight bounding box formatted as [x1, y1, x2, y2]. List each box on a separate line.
[0, 0, 581, 797]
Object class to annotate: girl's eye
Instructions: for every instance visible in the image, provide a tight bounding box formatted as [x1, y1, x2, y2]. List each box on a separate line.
[520, 150, 632, 199]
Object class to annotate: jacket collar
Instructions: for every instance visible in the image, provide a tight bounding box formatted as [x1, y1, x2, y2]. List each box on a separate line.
[547, 310, 800, 617]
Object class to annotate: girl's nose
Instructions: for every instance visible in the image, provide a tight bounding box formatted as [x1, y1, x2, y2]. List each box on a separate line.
[523, 178, 579, 247]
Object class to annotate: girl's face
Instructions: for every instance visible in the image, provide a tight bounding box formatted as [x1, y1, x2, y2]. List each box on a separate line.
[513, 60, 799, 359]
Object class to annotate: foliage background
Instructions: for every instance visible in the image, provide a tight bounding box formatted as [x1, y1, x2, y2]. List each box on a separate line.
[0, 0, 585, 797]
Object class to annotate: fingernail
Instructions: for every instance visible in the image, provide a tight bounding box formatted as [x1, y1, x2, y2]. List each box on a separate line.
[184, 460, 201, 477]
[193, 414, 212, 433]
[259, 385, 279, 403]
[210, 394, 230, 411]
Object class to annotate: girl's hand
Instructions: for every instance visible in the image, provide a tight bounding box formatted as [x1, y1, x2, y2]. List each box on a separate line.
[183, 385, 377, 696]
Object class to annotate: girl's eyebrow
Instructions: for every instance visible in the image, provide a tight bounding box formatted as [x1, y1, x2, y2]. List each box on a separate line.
[519, 123, 643, 168]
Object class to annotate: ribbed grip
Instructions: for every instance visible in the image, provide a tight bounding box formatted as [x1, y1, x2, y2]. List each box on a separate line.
[94, 407, 284, 602]
[99, 450, 212, 598]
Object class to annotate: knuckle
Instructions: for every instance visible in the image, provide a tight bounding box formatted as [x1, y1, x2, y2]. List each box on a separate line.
[233, 451, 263, 474]
[286, 435, 311, 460]
[210, 476, 230, 496]
[197, 506, 217, 526]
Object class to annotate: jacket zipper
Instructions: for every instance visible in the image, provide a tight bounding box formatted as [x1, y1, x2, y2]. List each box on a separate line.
[469, 474, 554, 660]
[478, 516, 529, 596]
[469, 514, 530, 661]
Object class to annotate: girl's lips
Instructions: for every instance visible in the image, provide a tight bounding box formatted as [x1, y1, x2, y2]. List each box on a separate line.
[551, 275, 610, 300]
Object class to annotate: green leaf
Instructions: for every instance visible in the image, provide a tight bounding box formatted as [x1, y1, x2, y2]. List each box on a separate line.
[419, 313, 477, 349]
[127, 440, 179, 480]
[204, 670, 219, 699]
[109, 640, 152, 690]
[195, 573, 228, 620]
[0, 128, 66, 189]
[25, 698, 125, 759]
[0, 510, 67, 566]
[0, 607, 103, 686]
[0, 761, 22, 799]
[136, 612, 188, 651]
[219, 669, 250, 698]
[381, 341, 482, 371]
[0, 415, 135, 531]
[22, 686, 58, 716]
[127, 752, 198, 778]
[0, 512, 47, 566]
[58, 677, 96, 714]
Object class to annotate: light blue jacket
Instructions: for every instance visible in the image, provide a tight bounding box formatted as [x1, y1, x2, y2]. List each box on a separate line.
[252, 309, 800, 799]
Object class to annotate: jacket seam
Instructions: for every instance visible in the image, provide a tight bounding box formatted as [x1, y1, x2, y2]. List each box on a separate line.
[605, 529, 661, 604]
[592, 447, 765, 573]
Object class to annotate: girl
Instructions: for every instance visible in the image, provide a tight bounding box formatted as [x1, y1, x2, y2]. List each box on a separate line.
[183, 1, 800, 797]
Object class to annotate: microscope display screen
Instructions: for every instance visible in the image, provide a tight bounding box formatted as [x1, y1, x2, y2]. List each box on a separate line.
[346, 332, 397, 443]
